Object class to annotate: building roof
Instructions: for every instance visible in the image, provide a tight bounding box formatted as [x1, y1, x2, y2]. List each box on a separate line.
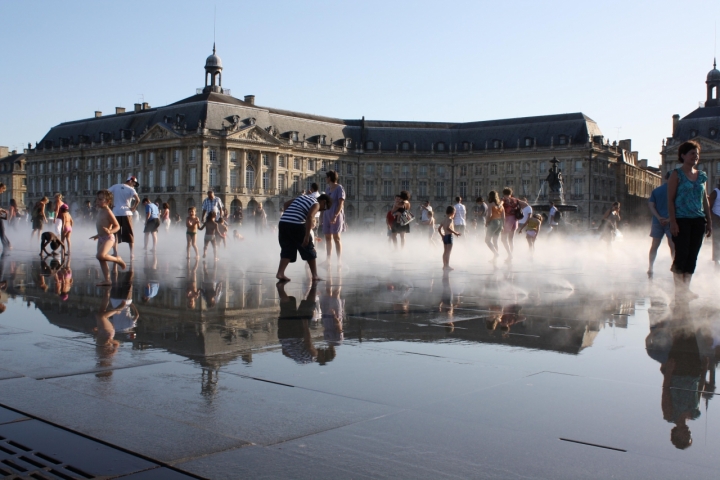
[670, 106, 720, 144]
[35, 51, 604, 153]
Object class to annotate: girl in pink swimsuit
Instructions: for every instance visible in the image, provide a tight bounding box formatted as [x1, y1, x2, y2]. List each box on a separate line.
[58, 204, 73, 254]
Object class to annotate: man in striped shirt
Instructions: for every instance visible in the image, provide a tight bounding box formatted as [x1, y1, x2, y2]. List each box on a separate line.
[276, 193, 332, 283]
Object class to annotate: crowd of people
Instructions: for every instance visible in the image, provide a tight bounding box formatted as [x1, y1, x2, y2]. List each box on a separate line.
[0, 139, 710, 300]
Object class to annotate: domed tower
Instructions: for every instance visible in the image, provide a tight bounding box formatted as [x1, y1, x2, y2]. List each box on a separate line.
[203, 43, 223, 94]
[706, 58, 720, 107]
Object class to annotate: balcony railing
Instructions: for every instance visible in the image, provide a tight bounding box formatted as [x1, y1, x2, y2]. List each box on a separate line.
[141, 187, 150, 193]
[189, 186, 196, 192]
[363, 195, 376, 201]
[166, 186, 177, 192]
[153, 186, 163, 193]
[569, 194, 584, 200]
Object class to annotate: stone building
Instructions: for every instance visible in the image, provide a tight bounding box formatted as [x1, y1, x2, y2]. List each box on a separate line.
[661, 60, 720, 190]
[0, 146, 28, 209]
[26, 46, 658, 226]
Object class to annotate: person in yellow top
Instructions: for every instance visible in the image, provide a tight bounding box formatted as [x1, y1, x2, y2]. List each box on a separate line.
[519, 213, 543, 252]
[484, 190, 504, 260]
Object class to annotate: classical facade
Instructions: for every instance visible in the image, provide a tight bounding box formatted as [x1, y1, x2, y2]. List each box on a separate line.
[661, 60, 720, 189]
[0, 147, 27, 209]
[26, 47, 658, 225]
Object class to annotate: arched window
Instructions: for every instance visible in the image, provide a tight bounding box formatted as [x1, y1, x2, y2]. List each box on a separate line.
[436, 142, 446, 152]
[524, 137, 533, 147]
[245, 164, 255, 189]
[401, 141, 411, 151]
[462, 141, 470, 151]
[492, 139, 500, 149]
[366, 141, 375, 150]
[558, 135, 567, 145]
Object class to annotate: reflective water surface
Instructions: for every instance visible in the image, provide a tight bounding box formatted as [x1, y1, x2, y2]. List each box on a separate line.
[0, 229, 718, 478]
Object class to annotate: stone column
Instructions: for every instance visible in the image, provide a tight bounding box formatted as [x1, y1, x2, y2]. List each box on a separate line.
[240, 150, 247, 193]
[271, 152, 279, 194]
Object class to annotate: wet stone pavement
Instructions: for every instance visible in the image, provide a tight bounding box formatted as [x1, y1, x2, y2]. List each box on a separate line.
[0, 234, 718, 479]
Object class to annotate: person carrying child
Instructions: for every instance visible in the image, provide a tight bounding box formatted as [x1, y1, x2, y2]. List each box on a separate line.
[438, 206, 462, 271]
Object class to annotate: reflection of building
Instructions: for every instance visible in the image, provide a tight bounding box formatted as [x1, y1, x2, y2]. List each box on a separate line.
[661, 60, 720, 185]
[0, 147, 27, 209]
[25, 46, 657, 226]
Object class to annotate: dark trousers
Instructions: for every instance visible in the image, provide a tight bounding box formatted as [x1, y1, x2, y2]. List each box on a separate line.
[712, 214, 720, 262]
[672, 217, 706, 274]
[0, 219, 10, 250]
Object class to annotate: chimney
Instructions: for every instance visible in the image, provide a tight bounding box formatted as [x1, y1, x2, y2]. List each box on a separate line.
[672, 114, 680, 136]
[11, 150, 16, 155]
[639, 159, 648, 168]
[134, 103, 142, 112]
[115, 107, 126, 114]
[0, 147, 8, 158]
[95, 111, 102, 118]
[142, 102, 150, 110]
[244, 95, 255, 105]
[618, 139, 631, 151]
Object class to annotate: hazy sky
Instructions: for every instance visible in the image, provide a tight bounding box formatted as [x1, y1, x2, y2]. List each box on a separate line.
[1, 0, 718, 166]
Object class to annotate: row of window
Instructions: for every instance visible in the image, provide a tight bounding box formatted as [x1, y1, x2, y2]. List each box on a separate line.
[366, 136, 571, 152]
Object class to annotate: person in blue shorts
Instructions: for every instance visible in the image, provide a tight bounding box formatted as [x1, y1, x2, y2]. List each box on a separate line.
[648, 171, 675, 278]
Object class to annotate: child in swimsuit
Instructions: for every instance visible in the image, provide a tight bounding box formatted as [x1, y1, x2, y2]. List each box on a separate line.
[186, 207, 201, 259]
[438, 206, 461, 271]
[216, 217, 228, 249]
[520, 213, 542, 252]
[58, 204, 73, 255]
[91, 190, 126, 286]
[198, 211, 219, 260]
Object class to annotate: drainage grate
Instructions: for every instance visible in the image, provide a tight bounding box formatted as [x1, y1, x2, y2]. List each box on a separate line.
[0, 434, 96, 479]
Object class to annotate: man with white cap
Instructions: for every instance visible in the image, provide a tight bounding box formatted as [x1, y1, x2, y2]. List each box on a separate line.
[108, 175, 141, 258]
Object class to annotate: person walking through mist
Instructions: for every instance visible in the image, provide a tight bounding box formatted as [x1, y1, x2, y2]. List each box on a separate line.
[322, 170, 345, 265]
[668, 140, 712, 298]
[647, 171, 675, 278]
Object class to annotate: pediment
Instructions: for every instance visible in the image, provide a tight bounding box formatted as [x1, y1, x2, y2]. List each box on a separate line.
[138, 124, 179, 142]
[226, 125, 283, 145]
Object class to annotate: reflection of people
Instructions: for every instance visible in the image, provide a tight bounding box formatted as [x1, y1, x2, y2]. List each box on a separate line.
[141, 253, 159, 303]
[646, 301, 714, 450]
[185, 258, 201, 309]
[110, 266, 138, 339]
[277, 281, 318, 364]
[320, 274, 344, 350]
[93, 284, 123, 371]
[200, 259, 223, 308]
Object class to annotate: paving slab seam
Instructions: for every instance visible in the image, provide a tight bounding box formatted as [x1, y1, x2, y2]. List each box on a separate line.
[219, 368, 413, 408]
[261, 411, 405, 448]
[164, 443, 257, 466]
[35, 359, 171, 380]
[0, 401, 207, 479]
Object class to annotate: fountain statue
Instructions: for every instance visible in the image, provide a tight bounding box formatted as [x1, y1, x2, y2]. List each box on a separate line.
[545, 157, 564, 204]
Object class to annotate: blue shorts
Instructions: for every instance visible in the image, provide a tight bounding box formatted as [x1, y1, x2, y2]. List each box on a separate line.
[442, 234, 453, 245]
[650, 222, 671, 239]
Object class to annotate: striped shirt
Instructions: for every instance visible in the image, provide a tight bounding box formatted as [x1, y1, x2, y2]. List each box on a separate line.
[202, 197, 224, 217]
[280, 195, 317, 225]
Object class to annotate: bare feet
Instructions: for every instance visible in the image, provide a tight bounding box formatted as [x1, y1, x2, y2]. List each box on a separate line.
[311, 276, 324, 282]
[276, 274, 291, 282]
[117, 258, 127, 270]
[443, 266, 454, 271]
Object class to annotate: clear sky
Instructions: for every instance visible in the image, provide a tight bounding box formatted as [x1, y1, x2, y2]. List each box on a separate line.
[1, 0, 718, 166]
